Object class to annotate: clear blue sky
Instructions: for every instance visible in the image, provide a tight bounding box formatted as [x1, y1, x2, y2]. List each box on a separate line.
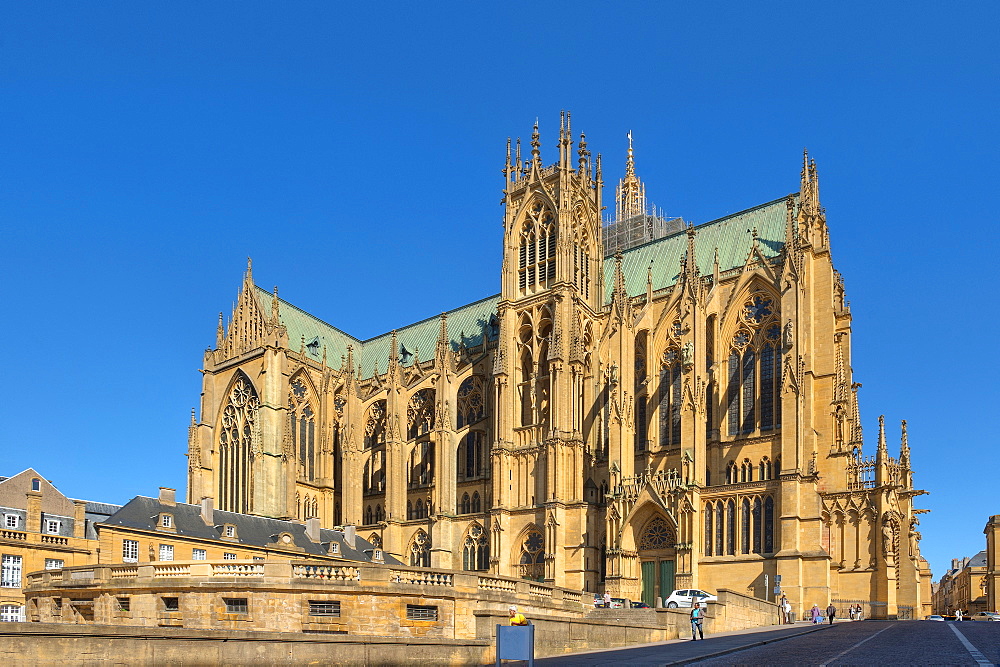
[1, 3, 997, 580]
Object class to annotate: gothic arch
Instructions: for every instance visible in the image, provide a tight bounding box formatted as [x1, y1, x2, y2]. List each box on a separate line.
[462, 522, 490, 571]
[216, 369, 260, 514]
[408, 529, 431, 567]
[288, 369, 319, 482]
[511, 523, 545, 581]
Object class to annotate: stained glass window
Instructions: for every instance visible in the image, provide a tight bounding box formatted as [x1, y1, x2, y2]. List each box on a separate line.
[727, 352, 740, 436]
[715, 502, 724, 555]
[638, 516, 676, 550]
[218, 374, 258, 514]
[407, 389, 435, 439]
[741, 498, 751, 554]
[705, 505, 714, 556]
[409, 530, 430, 567]
[753, 497, 763, 554]
[519, 530, 545, 581]
[463, 524, 489, 571]
[761, 343, 775, 430]
[764, 496, 775, 553]
[364, 400, 386, 449]
[726, 500, 736, 555]
[741, 349, 755, 434]
[457, 376, 487, 428]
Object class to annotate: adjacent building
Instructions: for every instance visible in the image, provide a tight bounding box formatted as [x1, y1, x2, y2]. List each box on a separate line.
[0, 469, 119, 621]
[183, 115, 932, 618]
[933, 551, 988, 615]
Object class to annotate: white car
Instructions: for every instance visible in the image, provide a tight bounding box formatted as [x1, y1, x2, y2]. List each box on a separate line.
[665, 589, 717, 608]
[971, 611, 1000, 622]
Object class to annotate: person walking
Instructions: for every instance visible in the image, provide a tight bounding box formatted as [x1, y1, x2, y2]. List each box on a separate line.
[810, 604, 821, 624]
[603, 592, 611, 609]
[955, 609, 963, 622]
[508, 605, 529, 626]
[781, 596, 792, 624]
[826, 603, 837, 625]
[690, 603, 705, 640]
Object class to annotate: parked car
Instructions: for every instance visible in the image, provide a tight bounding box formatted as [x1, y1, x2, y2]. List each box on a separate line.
[631, 601, 652, 608]
[971, 612, 1000, 622]
[925, 615, 945, 621]
[608, 597, 627, 609]
[665, 589, 717, 608]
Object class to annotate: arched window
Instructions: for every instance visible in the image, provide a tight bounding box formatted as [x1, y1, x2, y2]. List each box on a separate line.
[459, 493, 471, 515]
[714, 502, 724, 555]
[218, 373, 259, 513]
[365, 505, 373, 525]
[759, 457, 771, 480]
[518, 201, 556, 293]
[704, 504, 714, 556]
[375, 504, 384, 522]
[408, 441, 434, 488]
[368, 533, 382, 549]
[471, 491, 481, 513]
[726, 461, 737, 485]
[288, 376, 317, 481]
[458, 432, 488, 481]
[407, 500, 414, 520]
[726, 500, 736, 555]
[415, 499, 425, 519]
[407, 389, 435, 439]
[518, 529, 545, 581]
[363, 450, 385, 495]
[456, 376, 487, 428]
[659, 347, 682, 447]
[635, 332, 648, 452]
[753, 497, 763, 554]
[726, 292, 781, 436]
[409, 530, 430, 567]
[741, 458, 753, 483]
[364, 400, 386, 449]
[764, 496, 775, 553]
[741, 498, 751, 554]
[462, 524, 489, 571]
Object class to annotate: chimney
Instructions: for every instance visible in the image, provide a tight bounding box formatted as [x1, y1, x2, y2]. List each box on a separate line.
[200, 497, 214, 525]
[343, 525, 357, 550]
[305, 517, 321, 543]
[158, 487, 176, 506]
[73, 500, 87, 539]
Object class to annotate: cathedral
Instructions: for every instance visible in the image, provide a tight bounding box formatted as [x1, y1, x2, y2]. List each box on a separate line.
[186, 113, 932, 619]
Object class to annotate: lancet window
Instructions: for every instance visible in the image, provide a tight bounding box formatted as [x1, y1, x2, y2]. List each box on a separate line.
[635, 332, 648, 452]
[518, 201, 556, 293]
[518, 529, 545, 581]
[457, 431, 488, 481]
[704, 495, 776, 556]
[409, 530, 430, 567]
[218, 373, 259, 514]
[363, 450, 385, 495]
[456, 376, 487, 428]
[726, 291, 782, 436]
[463, 523, 490, 571]
[659, 346, 682, 448]
[408, 441, 434, 488]
[364, 400, 386, 449]
[516, 310, 551, 428]
[407, 389, 435, 440]
[572, 219, 591, 298]
[288, 377, 317, 482]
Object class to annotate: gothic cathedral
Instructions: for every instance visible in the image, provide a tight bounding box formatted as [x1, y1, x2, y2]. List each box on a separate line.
[186, 114, 932, 618]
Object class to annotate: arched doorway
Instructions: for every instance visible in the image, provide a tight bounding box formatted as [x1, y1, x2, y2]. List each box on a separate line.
[637, 515, 677, 606]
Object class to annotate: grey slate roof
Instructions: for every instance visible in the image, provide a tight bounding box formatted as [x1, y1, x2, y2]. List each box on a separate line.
[101, 496, 400, 564]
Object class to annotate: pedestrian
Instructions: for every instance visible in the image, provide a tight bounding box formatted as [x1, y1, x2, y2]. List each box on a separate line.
[603, 592, 611, 609]
[826, 603, 837, 625]
[690, 602, 705, 640]
[781, 597, 792, 624]
[508, 605, 529, 626]
[955, 609, 963, 622]
[810, 604, 821, 624]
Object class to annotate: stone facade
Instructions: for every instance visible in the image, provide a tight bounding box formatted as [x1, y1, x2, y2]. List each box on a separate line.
[184, 115, 931, 619]
[934, 550, 989, 615]
[985, 515, 1000, 613]
[0, 469, 117, 621]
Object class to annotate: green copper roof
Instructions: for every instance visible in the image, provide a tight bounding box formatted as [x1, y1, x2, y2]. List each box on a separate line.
[604, 196, 790, 302]
[256, 196, 790, 379]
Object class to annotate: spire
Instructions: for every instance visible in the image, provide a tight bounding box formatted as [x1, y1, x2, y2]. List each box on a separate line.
[684, 223, 699, 284]
[387, 330, 399, 383]
[800, 149, 821, 217]
[530, 119, 541, 168]
[713, 247, 720, 286]
[515, 137, 522, 173]
[833, 333, 848, 404]
[876, 414, 887, 456]
[577, 132, 589, 176]
[244, 256, 254, 289]
[504, 137, 513, 184]
[190, 407, 196, 427]
[435, 312, 450, 370]
[899, 419, 910, 468]
[216, 312, 224, 349]
[849, 382, 864, 452]
[612, 250, 628, 311]
[616, 132, 646, 220]
[271, 285, 280, 325]
[345, 344, 355, 375]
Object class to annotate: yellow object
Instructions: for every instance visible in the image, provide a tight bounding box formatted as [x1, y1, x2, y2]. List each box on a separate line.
[509, 613, 528, 626]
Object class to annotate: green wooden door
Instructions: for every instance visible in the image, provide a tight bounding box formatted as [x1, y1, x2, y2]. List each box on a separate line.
[659, 560, 675, 601]
[641, 561, 656, 606]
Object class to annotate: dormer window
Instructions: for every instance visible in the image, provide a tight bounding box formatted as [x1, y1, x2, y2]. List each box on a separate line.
[45, 519, 61, 534]
[3, 514, 18, 529]
[160, 514, 173, 528]
[373, 549, 384, 562]
[329, 542, 340, 555]
[223, 524, 237, 539]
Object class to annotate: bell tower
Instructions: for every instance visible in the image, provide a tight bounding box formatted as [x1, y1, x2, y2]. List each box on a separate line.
[492, 112, 603, 588]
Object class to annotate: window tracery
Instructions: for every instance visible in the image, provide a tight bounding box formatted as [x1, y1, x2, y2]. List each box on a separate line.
[518, 201, 556, 293]
[409, 530, 430, 567]
[635, 332, 648, 452]
[407, 389, 435, 439]
[727, 290, 781, 436]
[659, 347, 682, 448]
[456, 376, 487, 428]
[638, 516, 676, 550]
[706, 494, 776, 557]
[457, 431, 488, 481]
[363, 450, 385, 495]
[364, 400, 386, 449]
[462, 523, 490, 571]
[218, 373, 259, 514]
[288, 376, 317, 481]
[518, 529, 545, 581]
[408, 441, 434, 488]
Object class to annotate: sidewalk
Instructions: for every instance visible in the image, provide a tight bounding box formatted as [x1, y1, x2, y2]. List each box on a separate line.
[529, 622, 830, 666]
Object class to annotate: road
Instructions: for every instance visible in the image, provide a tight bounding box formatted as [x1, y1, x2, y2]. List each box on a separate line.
[533, 621, 999, 666]
[689, 621, 997, 666]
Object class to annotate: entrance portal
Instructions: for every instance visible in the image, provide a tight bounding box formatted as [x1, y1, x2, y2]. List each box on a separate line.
[636, 515, 677, 606]
[640, 558, 675, 606]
